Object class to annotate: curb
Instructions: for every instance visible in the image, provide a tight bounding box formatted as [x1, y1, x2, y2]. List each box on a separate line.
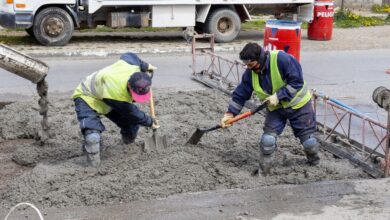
[23, 45, 245, 57]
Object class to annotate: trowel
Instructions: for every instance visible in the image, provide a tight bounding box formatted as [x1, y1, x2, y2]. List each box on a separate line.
[144, 90, 168, 152]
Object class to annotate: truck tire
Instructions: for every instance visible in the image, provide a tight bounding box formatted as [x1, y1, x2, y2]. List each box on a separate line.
[204, 8, 240, 43]
[33, 7, 74, 46]
[25, 27, 34, 37]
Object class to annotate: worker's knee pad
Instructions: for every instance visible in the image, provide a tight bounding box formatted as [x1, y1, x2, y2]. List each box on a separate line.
[301, 135, 319, 155]
[84, 130, 101, 154]
[259, 133, 277, 155]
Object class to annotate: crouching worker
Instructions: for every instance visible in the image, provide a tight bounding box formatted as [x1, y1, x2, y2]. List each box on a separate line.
[220, 43, 320, 175]
[73, 53, 159, 167]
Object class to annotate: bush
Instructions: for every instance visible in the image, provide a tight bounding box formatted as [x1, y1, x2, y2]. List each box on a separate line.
[334, 9, 388, 28]
[372, 4, 390, 13]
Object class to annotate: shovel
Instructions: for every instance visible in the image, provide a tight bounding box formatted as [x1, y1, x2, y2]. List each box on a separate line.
[144, 90, 168, 152]
[186, 101, 269, 145]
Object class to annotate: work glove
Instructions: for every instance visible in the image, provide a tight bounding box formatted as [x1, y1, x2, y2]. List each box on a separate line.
[265, 93, 279, 107]
[220, 113, 234, 128]
[148, 64, 157, 72]
[151, 118, 161, 129]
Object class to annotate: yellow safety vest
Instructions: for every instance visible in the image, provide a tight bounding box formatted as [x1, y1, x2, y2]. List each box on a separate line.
[73, 60, 140, 115]
[252, 50, 312, 111]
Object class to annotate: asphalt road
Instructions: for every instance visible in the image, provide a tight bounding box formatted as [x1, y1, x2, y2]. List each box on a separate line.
[0, 49, 389, 106]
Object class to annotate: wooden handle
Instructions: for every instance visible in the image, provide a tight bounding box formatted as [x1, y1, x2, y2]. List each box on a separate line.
[149, 90, 156, 118]
[226, 111, 252, 125]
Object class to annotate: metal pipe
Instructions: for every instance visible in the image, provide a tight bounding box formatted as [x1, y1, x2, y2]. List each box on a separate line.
[315, 91, 363, 114]
[329, 98, 361, 114]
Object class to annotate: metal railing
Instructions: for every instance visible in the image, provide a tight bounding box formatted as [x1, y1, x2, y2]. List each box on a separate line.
[313, 92, 390, 177]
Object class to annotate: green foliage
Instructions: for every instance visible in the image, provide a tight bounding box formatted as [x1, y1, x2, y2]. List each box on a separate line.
[334, 9, 389, 28]
[241, 20, 266, 30]
[0, 35, 36, 45]
[300, 22, 308, 29]
[372, 4, 390, 13]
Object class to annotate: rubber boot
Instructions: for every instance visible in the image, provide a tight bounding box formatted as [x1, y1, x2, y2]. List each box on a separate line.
[84, 130, 101, 167]
[305, 151, 320, 166]
[259, 152, 273, 176]
[301, 134, 320, 166]
[86, 152, 101, 167]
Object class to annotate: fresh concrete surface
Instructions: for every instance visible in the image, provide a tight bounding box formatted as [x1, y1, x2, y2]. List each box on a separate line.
[1, 178, 389, 220]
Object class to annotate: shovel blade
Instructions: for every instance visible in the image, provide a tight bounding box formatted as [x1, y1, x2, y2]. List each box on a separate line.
[186, 129, 206, 145]
[144, 134, 168, 153]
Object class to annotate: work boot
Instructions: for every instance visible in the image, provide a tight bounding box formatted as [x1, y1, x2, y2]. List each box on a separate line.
[122, 134, 137, 145]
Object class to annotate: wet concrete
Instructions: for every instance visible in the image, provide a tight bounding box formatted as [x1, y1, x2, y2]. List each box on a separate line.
[0, 101, 13, 110]
[2, 178, 390, 220]
[0, 89, 370, 209]
[36, 79, 49, 144]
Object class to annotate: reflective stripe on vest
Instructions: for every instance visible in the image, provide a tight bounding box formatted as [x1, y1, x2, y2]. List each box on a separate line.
[72, 60, 140, 114]
[81, 71, 98, 97]
[252, 50, 312, 111]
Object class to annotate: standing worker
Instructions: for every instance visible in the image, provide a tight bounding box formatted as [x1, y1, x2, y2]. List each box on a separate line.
[220, 43, 319, 175]
[73, 53, 159, 167]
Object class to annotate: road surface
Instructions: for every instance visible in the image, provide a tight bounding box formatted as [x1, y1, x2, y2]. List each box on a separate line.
[0, 49, 389, 106]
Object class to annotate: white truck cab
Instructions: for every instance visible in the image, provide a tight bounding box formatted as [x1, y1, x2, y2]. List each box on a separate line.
[0, 0, 314, 46]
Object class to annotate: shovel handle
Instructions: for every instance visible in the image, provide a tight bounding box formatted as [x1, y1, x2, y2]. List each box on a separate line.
[225, 101, 269, 126]
[149, 90, 156, 118]
[226, 111, 252, 125]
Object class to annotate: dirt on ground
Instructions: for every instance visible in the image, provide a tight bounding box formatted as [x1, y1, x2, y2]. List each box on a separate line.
[0, 89, 369, 209]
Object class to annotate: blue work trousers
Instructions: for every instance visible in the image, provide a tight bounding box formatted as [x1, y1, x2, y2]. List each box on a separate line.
[74, 98, 139, 137]
[263, 101, 316, 139]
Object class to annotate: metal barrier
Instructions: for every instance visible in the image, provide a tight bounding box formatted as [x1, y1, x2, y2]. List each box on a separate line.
[313, 92, 390, 177]
[191, 40, 389, 177]
[192, 50, 245, 97]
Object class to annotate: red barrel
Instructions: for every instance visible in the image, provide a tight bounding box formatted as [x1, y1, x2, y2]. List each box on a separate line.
[263, 20, 302, 61]
[308, 1, 334, 41]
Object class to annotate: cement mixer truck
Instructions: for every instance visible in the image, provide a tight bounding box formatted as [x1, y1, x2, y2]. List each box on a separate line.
[0, 0, 314, 46]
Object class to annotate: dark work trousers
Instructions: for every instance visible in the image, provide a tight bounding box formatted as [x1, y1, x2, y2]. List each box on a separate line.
[106, 109, 140, 138]
[263, 100, 316, 139]
[74, 98, 139, 137]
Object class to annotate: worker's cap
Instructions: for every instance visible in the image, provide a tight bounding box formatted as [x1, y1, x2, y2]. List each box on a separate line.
[128, 72, 152, 103]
